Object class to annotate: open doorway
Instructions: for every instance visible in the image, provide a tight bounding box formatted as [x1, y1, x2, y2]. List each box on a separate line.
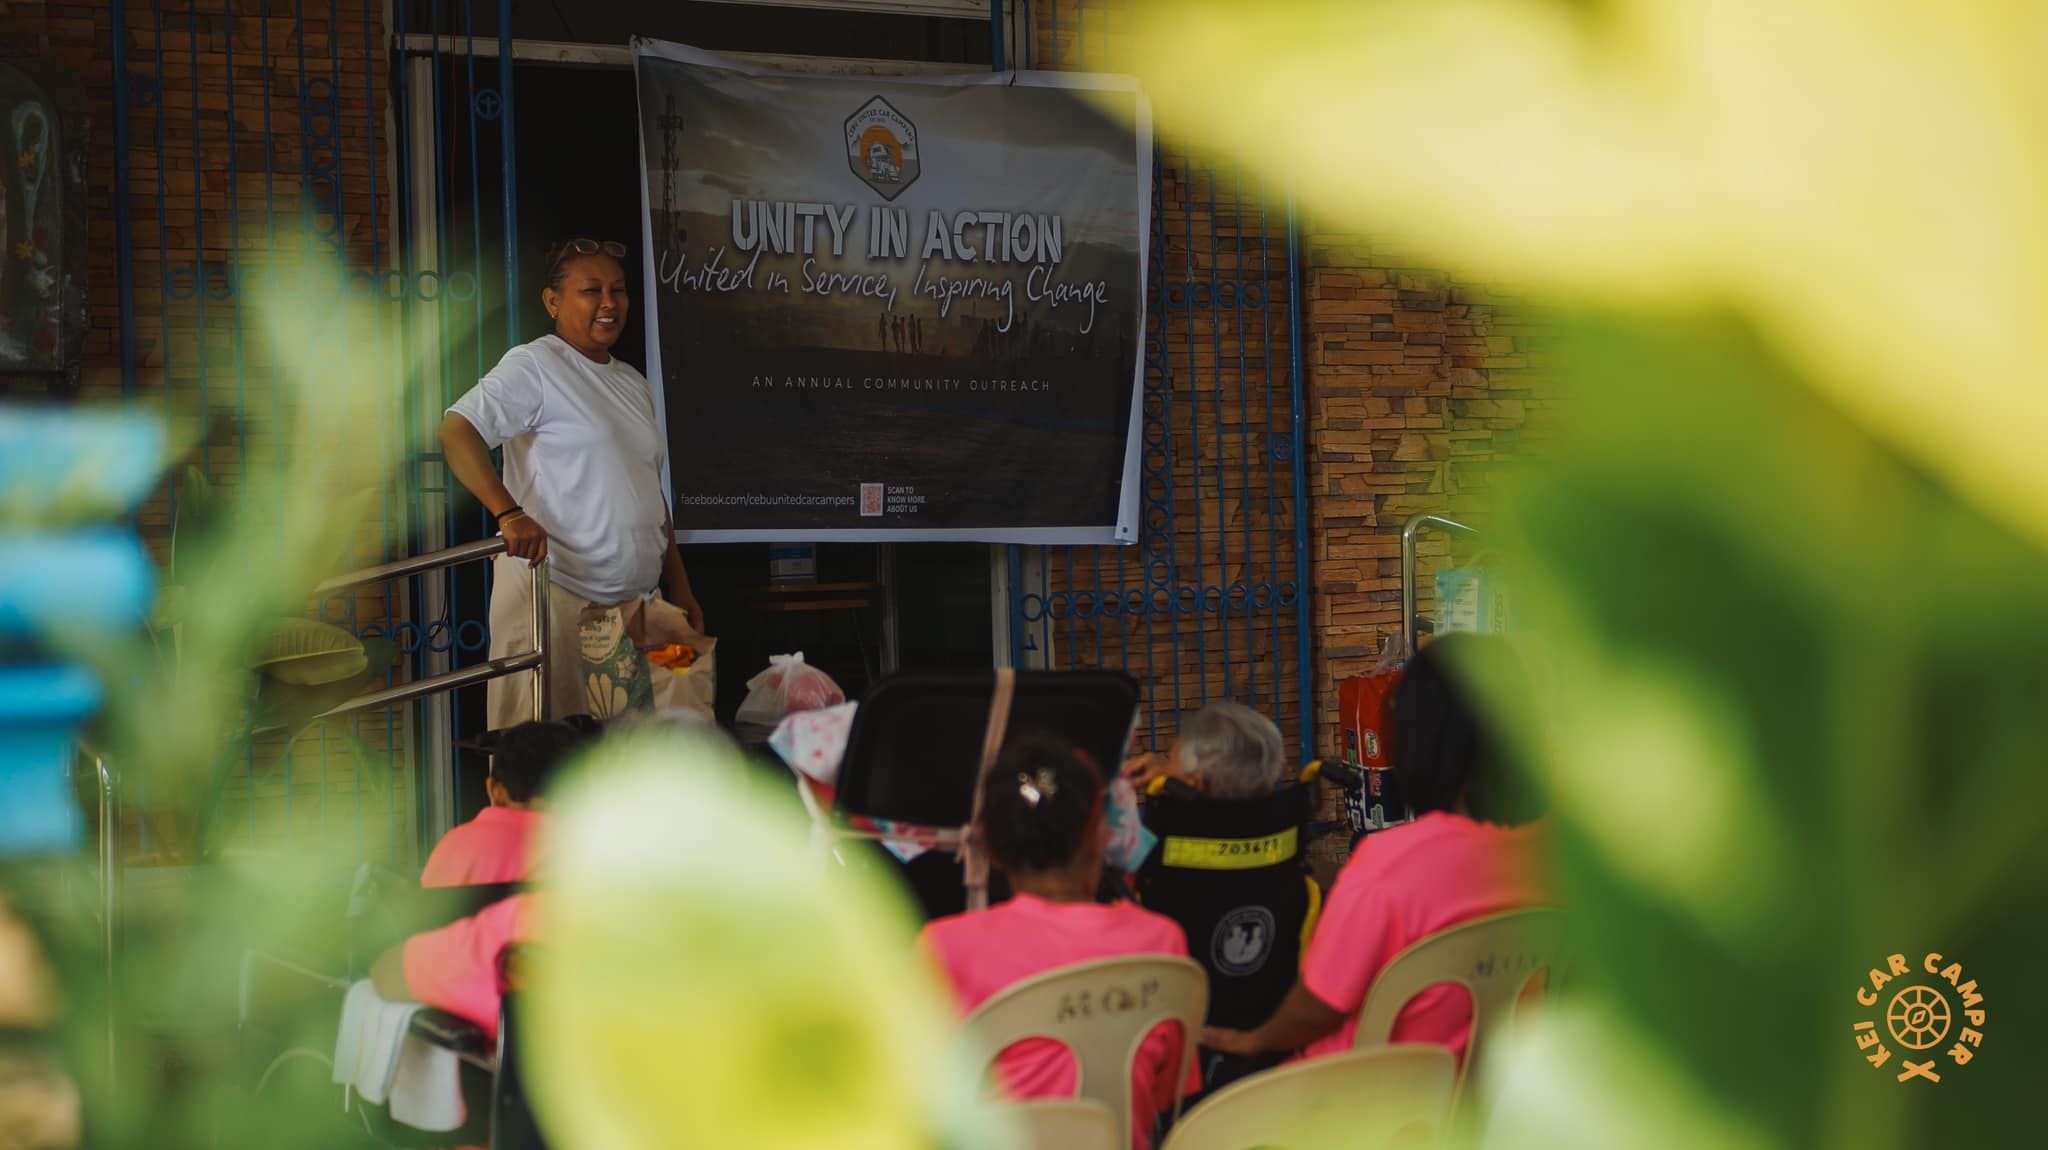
[480, 59, 997, 721]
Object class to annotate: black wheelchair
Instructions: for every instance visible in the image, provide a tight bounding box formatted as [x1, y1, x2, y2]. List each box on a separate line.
[1132, 772, 1330, 1094]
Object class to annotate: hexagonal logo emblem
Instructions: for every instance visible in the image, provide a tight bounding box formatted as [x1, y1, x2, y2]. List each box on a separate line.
[844, 96, 920, 200]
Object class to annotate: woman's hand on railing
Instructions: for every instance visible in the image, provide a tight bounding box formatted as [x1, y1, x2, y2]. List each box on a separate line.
[498, 511, 549, 565]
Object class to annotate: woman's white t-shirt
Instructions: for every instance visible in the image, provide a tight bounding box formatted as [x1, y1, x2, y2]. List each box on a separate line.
[447, 334, 669, 604]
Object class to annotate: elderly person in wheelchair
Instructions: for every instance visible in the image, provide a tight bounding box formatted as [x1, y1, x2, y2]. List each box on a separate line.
[1122, 701, 1287, 801]
[1121, 702, 1317, 1092]
[1200, 634, 1549, 1069]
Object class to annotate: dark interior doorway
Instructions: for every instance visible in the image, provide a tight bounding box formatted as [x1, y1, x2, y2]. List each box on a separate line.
[494, 61, 996, 724]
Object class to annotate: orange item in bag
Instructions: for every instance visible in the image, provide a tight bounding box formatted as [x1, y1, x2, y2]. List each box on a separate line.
[645, 643, 696, 670]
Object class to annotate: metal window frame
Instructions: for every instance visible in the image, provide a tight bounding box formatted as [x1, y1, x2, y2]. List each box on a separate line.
[685, 0, 992, 17]
[402, 49, 459, 840]
[394, 33, 988, 74]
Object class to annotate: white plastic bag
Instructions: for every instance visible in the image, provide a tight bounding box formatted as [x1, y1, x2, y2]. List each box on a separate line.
[735, 652, 846, 737]
[1102, 778, 1157, 874]
[1434, 555, 1510, 635]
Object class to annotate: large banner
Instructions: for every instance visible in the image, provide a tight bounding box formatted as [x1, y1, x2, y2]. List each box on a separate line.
[633, 40, 1150, 543]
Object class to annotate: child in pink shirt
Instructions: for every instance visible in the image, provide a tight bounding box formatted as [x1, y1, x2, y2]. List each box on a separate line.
[420, 721, 590, 888]
[369, 721, 591, 1037]
[1203, 634, 1550, 1065]
[373, 893, 533, 1041]
[920, 735, 1199, 1150]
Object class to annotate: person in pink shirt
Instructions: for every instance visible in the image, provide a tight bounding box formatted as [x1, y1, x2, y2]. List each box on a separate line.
[420, 720, 591, 888]
[920, 735, 1200, 1150]
[1203, 634, 1549, 1065]
[368, 720, 592, 1037]
[371, 893, 533, 1042]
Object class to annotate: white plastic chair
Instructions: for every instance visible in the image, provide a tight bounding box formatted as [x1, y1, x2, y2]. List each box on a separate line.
[1000, 1097, 1122, 1150]
[1352, 908, 1567, 1106]
[1161, 1045, 1457, 1150]
[963, 955, 1209, 1149]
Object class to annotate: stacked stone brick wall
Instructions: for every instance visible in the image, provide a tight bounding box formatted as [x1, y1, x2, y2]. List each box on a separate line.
[1302, 232, 1551, 750]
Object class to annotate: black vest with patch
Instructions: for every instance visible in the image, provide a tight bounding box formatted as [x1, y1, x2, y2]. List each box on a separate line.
[1136, 786, 1316, 1032]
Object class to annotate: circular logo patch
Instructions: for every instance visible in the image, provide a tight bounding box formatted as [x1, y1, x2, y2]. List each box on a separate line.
[1850, 951, 1987, 1085]
[1211, 906, 1276, 977]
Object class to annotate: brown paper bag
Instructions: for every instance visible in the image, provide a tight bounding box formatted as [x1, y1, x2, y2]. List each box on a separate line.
[642, 595, 717, 720]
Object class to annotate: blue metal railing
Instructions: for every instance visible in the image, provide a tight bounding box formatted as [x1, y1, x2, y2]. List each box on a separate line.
[497, 0, 521, 344]
[1285, 191, 1314, 756]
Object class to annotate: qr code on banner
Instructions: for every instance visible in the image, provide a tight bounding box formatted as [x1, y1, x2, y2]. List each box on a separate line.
[859, 483, 885, 516]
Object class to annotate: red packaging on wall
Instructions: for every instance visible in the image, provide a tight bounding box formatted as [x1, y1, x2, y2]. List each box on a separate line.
[1338, 661, 1409, 837]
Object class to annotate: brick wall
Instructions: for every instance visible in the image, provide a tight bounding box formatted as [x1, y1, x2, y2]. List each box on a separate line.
[1302, 232, 1550, 746]
[1, 0, 390, 428]
[2, 0, 396, 567]
[1029, 157, 1307, 754]
[1024, 1, 1308, 756]
[1029, 4, 1550, 768]
[3, 0, 413, 863]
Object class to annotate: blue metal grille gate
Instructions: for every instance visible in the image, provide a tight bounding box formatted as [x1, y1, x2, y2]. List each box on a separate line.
[1009, 2, 1315, 760]
[107, 0, 521, 866]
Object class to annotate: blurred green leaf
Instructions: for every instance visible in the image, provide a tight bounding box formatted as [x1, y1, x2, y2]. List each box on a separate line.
[249, 636, 399, 735]
[316, 722, 394, 802]
[169, 465, 221, 586]
[1466, 313, 2048, 1148]
[247, 619, 367, 685]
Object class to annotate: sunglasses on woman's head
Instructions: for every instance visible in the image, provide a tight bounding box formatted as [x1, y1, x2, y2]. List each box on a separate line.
[557, 238, 627, 258]
[548, 238, 628, 275]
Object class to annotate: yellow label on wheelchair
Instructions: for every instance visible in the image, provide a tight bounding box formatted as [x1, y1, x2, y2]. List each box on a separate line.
[1160, 826, 1299, 870]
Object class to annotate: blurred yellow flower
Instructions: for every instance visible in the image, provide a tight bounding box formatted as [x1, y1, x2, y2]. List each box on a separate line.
[1116, 0, 2048, 546]
[526, 731, 979, 1150]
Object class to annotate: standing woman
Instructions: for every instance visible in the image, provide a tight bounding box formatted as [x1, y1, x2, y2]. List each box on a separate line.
[440, 238, 703, 727]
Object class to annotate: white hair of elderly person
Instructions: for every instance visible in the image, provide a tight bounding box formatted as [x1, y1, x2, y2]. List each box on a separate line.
[1136, 701, 1286, 799]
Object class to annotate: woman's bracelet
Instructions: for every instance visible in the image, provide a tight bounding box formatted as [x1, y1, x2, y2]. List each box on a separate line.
[495, 505, 526, 527]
